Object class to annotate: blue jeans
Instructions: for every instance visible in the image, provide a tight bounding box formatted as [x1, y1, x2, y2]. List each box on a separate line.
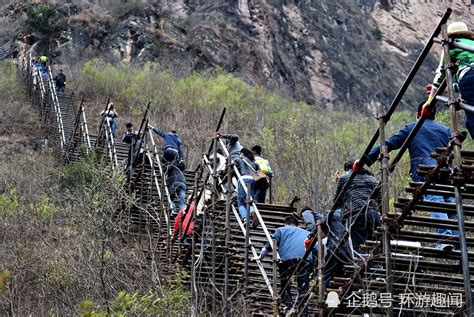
[56, 85, 65, 93]
[109, 120, 116, 137]
[237, 178, 256, 219]
[460, 69, 474, 138]
[170, 181, 186, 213]
[425, 195, 459, 235]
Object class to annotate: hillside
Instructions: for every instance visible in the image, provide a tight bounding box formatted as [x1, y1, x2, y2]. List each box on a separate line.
[1, 0, 472, 112]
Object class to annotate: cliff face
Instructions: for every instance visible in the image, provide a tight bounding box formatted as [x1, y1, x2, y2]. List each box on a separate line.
[2, 0, 472, 112]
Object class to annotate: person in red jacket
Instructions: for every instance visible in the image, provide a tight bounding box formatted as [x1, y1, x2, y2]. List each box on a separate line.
[172, 202, 195, 241]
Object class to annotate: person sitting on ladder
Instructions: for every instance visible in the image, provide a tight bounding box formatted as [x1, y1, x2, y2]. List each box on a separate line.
[253, 215, 316, 316]
[354, 101, 458, 251]
[423, 21, 474, 138]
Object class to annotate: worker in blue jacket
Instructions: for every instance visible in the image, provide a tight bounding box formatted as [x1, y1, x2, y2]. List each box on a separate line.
[353, 102, 458, 250]
[253, 215, 316, 316]
[151, 126, 184, 165]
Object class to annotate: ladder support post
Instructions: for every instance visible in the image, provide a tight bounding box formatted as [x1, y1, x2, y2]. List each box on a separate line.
[378, 103, 393, 317]
[441, 24, 474, 315]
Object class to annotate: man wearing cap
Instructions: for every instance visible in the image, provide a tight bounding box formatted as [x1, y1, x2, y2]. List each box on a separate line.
[253, 215, 316, 316]
[354, 102, 457, 250]
[251, 145, 273, 203]
[423, 21, 474, 137]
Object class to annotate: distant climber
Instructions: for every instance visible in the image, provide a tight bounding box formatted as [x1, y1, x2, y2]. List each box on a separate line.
[100, 102, 118, 137]
[53, 69, 66, 93]
[121, 122, 138, 144]
[253, 215, 316, 316]
[356, 101, 458, 250]
[251, 145, 273, 203]
[151, 126, 184, 166]
[39, 55, 48, 68]
[121, 122, 141, 169]
[216, 132, 243, 159]
[423, 21, 474, 137]
[234, 147, 259, 226]
[166, 163, 187, 216]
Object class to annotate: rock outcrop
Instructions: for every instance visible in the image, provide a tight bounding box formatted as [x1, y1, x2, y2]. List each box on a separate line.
[2, 0, 472, 112]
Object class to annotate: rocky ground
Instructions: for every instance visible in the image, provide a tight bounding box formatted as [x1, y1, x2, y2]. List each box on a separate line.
[1, 0, 472, 112]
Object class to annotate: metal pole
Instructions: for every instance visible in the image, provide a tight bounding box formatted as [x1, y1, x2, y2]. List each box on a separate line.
[378, 104, 393, 317]
[224, 155, 232, 316]
[436, 95, 474, 114]
[272, 239, 279, 317]
[441, 24, 473, 315]
[190, 168, 200, 317]
[211, 140, 218, 316]
[244, 188, 251, 288]
[317, 220, 325, 311]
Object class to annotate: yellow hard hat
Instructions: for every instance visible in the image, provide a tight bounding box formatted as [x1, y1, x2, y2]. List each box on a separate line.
[447, 22, 468, 35]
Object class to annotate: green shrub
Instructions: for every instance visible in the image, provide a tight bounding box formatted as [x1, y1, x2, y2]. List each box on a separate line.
[372, 26, 383, 41]
[33, 196, 56, 220]
[0, 188, 20, 216]
[26, 6, 64, 36]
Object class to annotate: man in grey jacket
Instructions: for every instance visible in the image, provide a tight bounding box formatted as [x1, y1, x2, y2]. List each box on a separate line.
[216, 132, 243, 159]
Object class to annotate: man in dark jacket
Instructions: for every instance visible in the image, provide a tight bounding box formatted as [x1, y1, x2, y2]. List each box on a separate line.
[334, 168, 381, 254]
[121, 123, 140, 169]
[166, 164, 187, 215]
[254, 215, 316, 316]
[151, 126, 184, 165]
[53, 69, 66, 93]
[355, 102, 458, 250]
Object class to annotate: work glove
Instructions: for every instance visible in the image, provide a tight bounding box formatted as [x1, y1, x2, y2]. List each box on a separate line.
[425, 84, 432, 94]
[250, 255, 262, 261]
[421, 96, 434, 118]
[304, 235, 315, 251]
[352, 159, 364, 173]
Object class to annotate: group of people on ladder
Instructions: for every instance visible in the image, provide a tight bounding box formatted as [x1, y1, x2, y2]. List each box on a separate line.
[87, 20, 474, 316]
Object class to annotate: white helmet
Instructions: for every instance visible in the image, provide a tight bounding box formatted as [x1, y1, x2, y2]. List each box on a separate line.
[447, 22, 468, 35]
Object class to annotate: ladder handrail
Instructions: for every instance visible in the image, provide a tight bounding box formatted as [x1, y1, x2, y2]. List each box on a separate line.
[80, 105, 92, 151]
[46, 66, 66, 150]
[148, 129, 174, 211]
[103, 119, 118, 168]
[143, 131, 170, 229]
[201, 154, 275, 296]
[216, 138, 279, 256]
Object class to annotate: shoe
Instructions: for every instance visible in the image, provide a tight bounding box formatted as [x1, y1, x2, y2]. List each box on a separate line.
[252, 212, 259, 229]
[436, 243, 454, 252]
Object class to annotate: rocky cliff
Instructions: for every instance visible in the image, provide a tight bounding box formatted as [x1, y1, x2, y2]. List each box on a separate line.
[1, 0, 472, 112]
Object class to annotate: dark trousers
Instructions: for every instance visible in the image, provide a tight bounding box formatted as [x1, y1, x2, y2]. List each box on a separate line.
[324, 209, 352, 288]
[345, 209, 381, 254]
[255, 187, 267, 203]
[460, 69, 474, 138]
[56, 85, 65, 93]
[279, 259, 311, 316]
